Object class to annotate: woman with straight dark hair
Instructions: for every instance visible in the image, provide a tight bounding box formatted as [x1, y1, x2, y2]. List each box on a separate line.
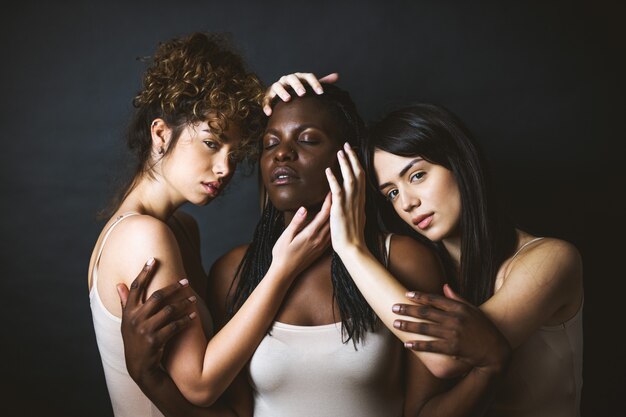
[324, 102, 583, 416]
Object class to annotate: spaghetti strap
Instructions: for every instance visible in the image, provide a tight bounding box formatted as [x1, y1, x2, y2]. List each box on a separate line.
[91, 212, 141, 289]
[510, 237, 544, 263]
[384, 234, 393, 268]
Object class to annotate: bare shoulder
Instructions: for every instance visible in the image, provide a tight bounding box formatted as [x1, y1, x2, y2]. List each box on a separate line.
[387, 234, 445, 294]
[113, 214, 180, 255]
[209, 244, 250, 284]
[95, 214, 186, 315]
[508, 237, 583, 289]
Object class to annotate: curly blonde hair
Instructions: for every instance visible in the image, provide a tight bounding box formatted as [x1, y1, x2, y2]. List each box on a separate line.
[104, 32, 265, 217]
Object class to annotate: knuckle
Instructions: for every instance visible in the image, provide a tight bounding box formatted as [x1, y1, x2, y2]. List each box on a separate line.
[150, 290, 163, 301]
[417, 306, 430, 317]
[163, 304, 174, 316]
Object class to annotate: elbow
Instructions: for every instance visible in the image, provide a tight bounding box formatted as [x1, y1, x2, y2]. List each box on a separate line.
[419, 352, 470, 379]
[179, 384, 220, 407]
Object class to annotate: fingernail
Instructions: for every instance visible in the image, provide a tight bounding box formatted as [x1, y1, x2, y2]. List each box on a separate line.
[189, 311, 197, 319]
[297, 206, 306, 216]
[392, 304, 401, 313]
[393, 320, 401, 329]
[406, 291, 415, 298]
[297, 88, 305, 95]
[188, 295, 197, 303]
[315, 87, 323, 94]
[179, 278, 189, 286]
[404, 342, 414, 349]
[337, 150, 344, 158]
[344, 142, 351, 150]
[146, 257, 155, 266]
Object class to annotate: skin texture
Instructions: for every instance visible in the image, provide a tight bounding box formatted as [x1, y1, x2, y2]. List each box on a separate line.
[260, 97, 342, 213]
[375, 152, 462, 243]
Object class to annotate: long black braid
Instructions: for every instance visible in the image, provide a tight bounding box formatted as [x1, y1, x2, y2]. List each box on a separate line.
[227, 84, 384, 346]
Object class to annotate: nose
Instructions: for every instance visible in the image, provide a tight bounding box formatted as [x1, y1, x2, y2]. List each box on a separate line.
[213, 149, 234, 180]
[399, 190, 420, 213]
[274, 142, 297, 162]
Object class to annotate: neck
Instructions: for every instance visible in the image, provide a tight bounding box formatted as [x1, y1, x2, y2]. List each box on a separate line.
[118, 174, 183, 221]
[442, 235, 462, 267]
[282, 201, 324, 227]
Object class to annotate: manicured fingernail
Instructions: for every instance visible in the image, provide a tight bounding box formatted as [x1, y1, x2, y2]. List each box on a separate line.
[393, 320, 401, 329]
[406, 291, 415, 298]
[188, 295, 197, 303]
[404, 342, 414, 349]
[189, 311, 197, 319]
[392, 304, 401, 313]
[179, 278, 189, 286]
[297, 88, 305, 95]
[297, 206, 306, 216]
[344, 142, 351, 150]
[146, 257, 155, 266]
[315, 87, 323, 94]
[337, 150, 344, 158]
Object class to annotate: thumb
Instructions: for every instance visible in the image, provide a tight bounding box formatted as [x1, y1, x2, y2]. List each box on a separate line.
[283, 206, 308, 239]
[443, 284, 470, 305]
[116, 283, 130, 309]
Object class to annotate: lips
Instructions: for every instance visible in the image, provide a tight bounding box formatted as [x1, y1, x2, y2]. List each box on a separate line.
[271, 166, 300, 185]
[201, 181, 221, 196]
[412, 213, 434, 230]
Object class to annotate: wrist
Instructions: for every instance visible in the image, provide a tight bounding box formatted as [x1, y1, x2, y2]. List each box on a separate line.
[476, 341, 512, 378]
[336, 242, 370, 263]
[267, 261, 298, 283]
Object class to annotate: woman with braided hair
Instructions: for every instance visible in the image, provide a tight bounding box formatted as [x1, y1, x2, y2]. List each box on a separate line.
[88, 33, 333, 417]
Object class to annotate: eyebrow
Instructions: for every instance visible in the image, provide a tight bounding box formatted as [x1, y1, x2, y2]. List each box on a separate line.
[202, 129, 229, 143]
[378, 158, 423, 190]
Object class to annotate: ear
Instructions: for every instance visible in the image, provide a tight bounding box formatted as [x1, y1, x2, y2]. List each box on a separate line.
[150, 118, 171, 157]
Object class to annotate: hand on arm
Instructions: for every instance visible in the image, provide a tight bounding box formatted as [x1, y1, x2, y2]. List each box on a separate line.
[394, 284, 510, 379]
[262, 72, 339, 115]
[117, 259, 237, 417]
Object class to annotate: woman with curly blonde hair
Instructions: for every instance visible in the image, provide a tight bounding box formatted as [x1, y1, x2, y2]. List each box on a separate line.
[88, 33, 332, 417]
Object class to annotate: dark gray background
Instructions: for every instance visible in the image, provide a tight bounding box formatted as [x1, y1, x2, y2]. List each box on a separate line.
[1, 1, 623, 416]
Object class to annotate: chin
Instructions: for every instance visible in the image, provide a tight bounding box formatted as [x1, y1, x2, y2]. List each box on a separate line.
[269, 192, 325, 213]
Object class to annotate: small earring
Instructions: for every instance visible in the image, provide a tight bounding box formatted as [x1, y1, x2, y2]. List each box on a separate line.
[158, 147, 164, 155]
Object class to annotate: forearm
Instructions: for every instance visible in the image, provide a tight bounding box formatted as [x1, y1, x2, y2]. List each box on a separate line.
[137, 368, 237, 417]
[192, 264, 293, 404]
[339, 246, 469, 378]
[414, 365, 507, 417]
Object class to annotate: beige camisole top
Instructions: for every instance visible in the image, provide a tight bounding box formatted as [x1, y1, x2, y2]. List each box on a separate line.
[487, 237, 583, 417]
[248, 235, 404, 417]
[89, 213, 165, 417]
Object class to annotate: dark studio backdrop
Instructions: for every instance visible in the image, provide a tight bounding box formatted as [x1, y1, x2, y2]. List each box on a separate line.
[1, 1, 623, 416]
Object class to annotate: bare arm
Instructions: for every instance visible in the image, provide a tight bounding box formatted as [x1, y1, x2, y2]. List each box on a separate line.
[118, 203, 331, 407]
[480, 238, 583, 348]
[325, 143, 473, 378]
